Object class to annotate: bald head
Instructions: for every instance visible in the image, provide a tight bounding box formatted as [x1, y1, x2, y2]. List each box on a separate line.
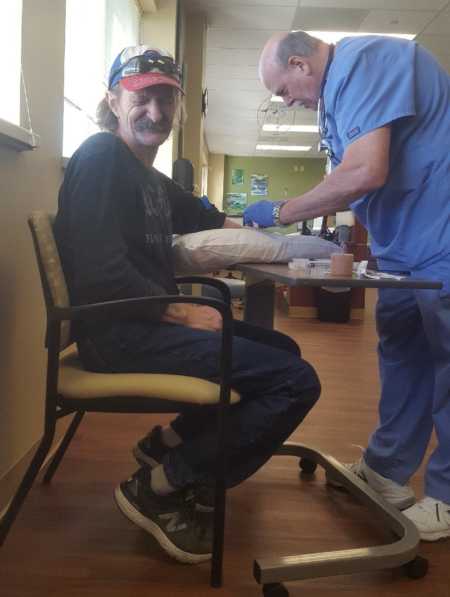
[259, 31, 329, 110]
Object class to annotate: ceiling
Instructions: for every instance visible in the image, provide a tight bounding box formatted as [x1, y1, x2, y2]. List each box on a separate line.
[183, 0, 450, 159]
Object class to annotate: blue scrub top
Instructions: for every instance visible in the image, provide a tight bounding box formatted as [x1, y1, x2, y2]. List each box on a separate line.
[322, 36, 450, 271]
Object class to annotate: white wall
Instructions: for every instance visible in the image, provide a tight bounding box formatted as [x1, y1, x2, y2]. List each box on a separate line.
[0, 0, 66, 506]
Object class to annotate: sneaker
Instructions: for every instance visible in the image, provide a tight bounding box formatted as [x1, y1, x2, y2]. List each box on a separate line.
[114, 467, 212, 564]
[403, 497, 450, 541]
[194, 485, 215, 512]
[326, 457, 415, 510]
[133, 425, 169, 468]
[133, 427, 216, 516]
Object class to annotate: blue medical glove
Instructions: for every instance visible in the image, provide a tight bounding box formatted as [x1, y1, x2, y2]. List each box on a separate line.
[200, 195, 213, 210]
[243, 200, 282, 228]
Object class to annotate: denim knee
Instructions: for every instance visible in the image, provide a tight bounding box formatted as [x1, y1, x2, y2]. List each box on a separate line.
[288, 358, 321, 408]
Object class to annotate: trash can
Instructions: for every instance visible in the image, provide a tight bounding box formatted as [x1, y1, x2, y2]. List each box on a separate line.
[317, 286, 351, 323]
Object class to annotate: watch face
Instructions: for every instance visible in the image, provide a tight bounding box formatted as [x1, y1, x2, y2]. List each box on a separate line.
[202, 88, 208, 116]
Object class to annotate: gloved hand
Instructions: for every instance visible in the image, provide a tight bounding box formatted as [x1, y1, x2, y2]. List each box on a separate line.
[200, 195, 214, 210]
[243, 200, 284, 228]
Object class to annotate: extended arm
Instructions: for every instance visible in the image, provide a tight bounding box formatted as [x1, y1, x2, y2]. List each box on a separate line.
[244, 126, 391, 227]
[281, 126, 391, 223]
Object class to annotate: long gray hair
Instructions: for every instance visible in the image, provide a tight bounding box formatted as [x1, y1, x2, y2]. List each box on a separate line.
[96, 85, 121, 132]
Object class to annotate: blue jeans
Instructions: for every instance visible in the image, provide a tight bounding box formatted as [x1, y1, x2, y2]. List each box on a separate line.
[365, 260, 450, 503]
[78, 319, 321, 489]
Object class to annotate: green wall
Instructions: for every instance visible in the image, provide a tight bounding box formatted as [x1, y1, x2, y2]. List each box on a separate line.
[224, 155, 326, 232]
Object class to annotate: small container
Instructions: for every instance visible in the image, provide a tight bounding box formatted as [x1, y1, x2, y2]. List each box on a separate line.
[330, 253, 354, 277]
[309, 259, 331, 277]
[288, 258, 310, 272]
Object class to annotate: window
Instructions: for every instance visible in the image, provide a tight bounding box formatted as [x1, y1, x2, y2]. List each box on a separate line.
[201, 164, 208, 197]
[63, 0, 140, 158]
[0, 0, 35, 150]
[0, 0, 22, 126]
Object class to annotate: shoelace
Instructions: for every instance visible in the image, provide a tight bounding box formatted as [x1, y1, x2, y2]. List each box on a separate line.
[415, 499, 450, 523]
[182, 490, 211, 540]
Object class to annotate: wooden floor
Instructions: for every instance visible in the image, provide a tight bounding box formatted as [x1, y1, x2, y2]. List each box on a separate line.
[2, 290, 449, 597]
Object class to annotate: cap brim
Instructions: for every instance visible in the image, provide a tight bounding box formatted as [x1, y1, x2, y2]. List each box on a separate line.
[120, 73, 184, 94]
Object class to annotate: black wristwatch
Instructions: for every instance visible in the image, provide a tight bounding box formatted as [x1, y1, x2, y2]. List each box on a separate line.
[272, 200, 287, 226]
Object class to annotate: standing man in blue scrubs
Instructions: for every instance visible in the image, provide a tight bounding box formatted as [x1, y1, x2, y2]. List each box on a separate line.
[245, 31, 450, 541]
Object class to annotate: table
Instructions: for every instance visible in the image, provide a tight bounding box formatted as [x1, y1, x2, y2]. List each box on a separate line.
[238, 262, 442, 329]
[235, 263, 442, 596]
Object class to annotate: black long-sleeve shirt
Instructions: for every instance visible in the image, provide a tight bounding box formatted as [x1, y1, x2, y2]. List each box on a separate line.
[55, 132, 225, 328]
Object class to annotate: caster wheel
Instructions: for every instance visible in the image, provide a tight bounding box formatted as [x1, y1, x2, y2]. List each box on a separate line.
[299, 458, 317, 475]
[404, 555, 429, 579]
[263, 582, 289, 597]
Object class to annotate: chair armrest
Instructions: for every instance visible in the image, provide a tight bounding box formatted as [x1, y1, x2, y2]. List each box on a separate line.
[51, 293, 232, 324]
[175, 276, 232, 305]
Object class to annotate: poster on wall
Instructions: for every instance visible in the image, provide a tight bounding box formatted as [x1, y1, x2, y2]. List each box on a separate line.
[250, 174, 269, 196]
[224, 192, 247, 216]
[231, 168, 244, 185]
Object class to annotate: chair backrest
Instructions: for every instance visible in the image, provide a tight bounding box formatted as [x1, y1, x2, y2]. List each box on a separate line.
[28, 211, 72, 350]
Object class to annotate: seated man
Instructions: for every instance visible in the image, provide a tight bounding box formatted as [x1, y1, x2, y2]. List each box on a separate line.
[55, 45, 321, 564]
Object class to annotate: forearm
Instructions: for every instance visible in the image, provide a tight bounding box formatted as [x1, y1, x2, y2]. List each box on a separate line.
[280, 127, 391, 224]
[223, 217, 242, 228]
[280, 162, 374, 224]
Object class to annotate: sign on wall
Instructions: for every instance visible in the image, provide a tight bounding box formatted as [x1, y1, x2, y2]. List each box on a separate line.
[250, 174, 269, 196]
[231, 168, 244, 185]
[224, 192, 247, 215]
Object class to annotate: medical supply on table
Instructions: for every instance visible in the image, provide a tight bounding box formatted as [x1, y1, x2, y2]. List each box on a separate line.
[356, 260, 368, 276]
[330, 253, 354, 277]
[288, 258, 332, 275]
[356, 260, 407, 281]
[363, 270, 407, 281]
[288, 258, 310, 271]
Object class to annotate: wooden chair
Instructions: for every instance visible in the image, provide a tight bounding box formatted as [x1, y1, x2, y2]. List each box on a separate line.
[0, 211, 240, 588]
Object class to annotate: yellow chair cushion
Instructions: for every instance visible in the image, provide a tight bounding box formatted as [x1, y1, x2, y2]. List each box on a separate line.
[58, 349, 240, 405]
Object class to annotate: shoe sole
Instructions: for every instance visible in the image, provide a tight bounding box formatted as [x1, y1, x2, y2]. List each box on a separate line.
[132, 445, 160, 468]
[419, 530, 450, 542]
[325, 471, 415, 510]
[114, 486, 211, 565]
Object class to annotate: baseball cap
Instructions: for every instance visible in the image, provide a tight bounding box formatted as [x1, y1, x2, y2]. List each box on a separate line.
[108, 45, 184, 93]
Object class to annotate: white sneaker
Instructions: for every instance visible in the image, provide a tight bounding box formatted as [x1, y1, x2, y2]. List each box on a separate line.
[327, 457, 415, 510]
[403, 497, 450, 541]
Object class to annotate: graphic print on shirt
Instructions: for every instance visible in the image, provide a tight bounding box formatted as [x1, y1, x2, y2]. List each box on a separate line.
[141, 174, 173, 249]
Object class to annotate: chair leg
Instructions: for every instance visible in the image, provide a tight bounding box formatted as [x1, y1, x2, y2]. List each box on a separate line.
[0, 429, 55, 546]
[210, 480, 226, 588]
[210, 392, 229, 588]
[43, 411, 85, 484]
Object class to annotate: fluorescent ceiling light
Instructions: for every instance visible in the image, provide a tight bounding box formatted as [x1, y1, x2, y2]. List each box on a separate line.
[306, 30, 416, 43]
[256, 144, 312, 151]
[263, 124, 319, 133]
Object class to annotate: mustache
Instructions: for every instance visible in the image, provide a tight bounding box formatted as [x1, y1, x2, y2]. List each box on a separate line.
[134, 117, 171, 133]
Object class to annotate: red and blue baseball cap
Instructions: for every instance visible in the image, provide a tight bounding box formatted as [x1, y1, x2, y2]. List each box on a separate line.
[108, 45, 184, 93]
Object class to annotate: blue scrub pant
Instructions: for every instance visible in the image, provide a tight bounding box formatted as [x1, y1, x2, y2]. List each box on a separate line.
[365, 260, 450, 503]
[78, 319, 321, 490]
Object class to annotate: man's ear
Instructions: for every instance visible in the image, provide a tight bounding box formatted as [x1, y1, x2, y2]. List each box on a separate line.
[288, 55, 311, 75]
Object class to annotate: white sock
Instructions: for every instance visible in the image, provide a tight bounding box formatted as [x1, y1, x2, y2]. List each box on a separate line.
[161, 425, 182, 448]
[150, 464, 176, 496]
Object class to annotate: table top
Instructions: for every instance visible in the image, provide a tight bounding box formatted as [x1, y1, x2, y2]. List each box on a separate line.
[237, 263, 443, 290]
